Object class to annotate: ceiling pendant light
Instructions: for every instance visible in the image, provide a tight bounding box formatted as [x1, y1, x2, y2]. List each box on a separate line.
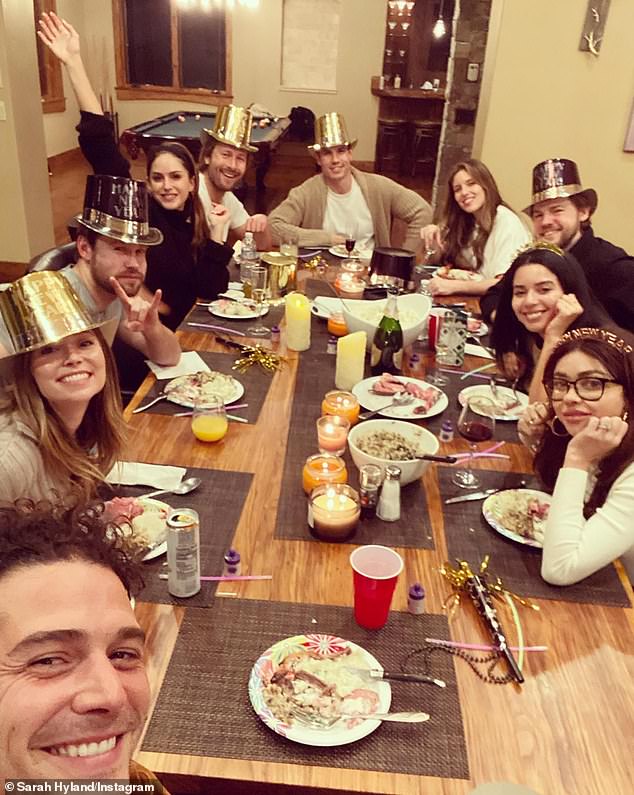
[432, 0, 446, 39]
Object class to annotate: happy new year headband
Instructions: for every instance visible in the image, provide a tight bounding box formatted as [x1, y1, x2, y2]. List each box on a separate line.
[557, 327, 633, 355]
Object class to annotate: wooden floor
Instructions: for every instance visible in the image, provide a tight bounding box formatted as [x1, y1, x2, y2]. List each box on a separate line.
[47, 138, 433, 247]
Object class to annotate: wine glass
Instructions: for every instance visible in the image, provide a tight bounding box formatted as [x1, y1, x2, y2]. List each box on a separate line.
[246, 264, 270, 337]
[453, 396, 496, 488]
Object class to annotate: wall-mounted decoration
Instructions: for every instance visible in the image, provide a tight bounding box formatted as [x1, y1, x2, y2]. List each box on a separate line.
[579, 1, 611, 57]
[624, 98, 634, 153]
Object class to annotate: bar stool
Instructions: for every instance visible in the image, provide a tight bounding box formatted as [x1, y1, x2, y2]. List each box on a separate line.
[409, 120, 441, 177]
[375, 119, 408, 174]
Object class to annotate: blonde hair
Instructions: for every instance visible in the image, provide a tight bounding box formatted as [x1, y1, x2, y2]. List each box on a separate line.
[0, 329, 125, 501]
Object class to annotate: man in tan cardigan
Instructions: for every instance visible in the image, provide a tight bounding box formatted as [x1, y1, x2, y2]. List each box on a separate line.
[269, 113, 431, 253]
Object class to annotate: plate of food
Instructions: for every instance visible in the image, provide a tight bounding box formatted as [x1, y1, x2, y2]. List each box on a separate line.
[353, 373, 448, 419]
[164, 370, 244, 408]
[208, 298, 269, 320]
[248, 633, 391, 747]
[466, 316, 489, 337]
[482, 489, 551, 548]
[458, 384, 527, 421]
[329, 244, 373, 261]
[433, 266, 484, 282]
[103, 496, 170, 561]
[311, 296, 343, 319]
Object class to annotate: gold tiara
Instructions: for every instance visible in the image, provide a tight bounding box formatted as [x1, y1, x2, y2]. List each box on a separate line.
[557, 327, 633, 354]
[515, 240, 565, 258]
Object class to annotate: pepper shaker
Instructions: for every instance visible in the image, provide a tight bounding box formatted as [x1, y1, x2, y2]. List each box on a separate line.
[222, 548, 241, 576]
[359, 464, 383, 519]
[439, 419, 454, 443]
[377, 465, 401, 522]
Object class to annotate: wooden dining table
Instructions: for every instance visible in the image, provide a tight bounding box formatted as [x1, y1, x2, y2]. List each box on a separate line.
[126, 285, 634, 795]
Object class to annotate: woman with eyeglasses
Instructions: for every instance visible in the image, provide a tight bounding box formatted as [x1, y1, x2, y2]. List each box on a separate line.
[489, 244, 613, 402]
[518, 328, 634, 585]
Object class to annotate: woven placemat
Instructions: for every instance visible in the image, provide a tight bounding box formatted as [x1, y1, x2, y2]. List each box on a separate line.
[115, 467, 252, 607]
[142, 599, 469, 780]
[422, 369, 520, 444]
[274, 352, 434, 548]
[135, 351, 272, 423]
[437, 467, 630, 607]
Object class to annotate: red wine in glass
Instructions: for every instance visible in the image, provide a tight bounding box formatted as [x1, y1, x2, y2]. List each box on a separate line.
[345, 238, 356, 255]
[453, 396, 496, 489]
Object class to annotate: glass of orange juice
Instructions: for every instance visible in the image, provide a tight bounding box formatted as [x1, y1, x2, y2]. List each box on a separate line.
[191, 395, 228, 442]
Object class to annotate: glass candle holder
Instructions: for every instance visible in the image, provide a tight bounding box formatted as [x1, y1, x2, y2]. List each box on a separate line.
[317, 415, 350, 456]
[327, 312, 348, 337]
[308, 483, 360, 541]
[335, 273, 365, 299]
[302, 453, 348, 495]
[321, 390, 360, 425]
[341, 258, 366, 275]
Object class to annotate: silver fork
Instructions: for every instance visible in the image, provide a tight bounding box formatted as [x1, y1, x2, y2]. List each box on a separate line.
[291, 707, 430, 729]
[489, 376, 500, 401]
[359, 392, 414, 420]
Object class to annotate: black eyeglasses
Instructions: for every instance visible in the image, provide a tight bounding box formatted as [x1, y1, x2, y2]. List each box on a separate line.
[544, 376, 620, 401]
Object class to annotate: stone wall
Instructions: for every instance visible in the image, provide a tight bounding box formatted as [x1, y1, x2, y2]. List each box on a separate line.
[432, 0, 493, 215]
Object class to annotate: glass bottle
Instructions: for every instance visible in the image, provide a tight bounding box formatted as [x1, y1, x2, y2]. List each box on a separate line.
[371, 289, 403, 376]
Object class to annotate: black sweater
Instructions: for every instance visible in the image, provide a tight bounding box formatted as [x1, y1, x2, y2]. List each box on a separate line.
[479, 227, 634, 332]
[77, 111, 231, 331]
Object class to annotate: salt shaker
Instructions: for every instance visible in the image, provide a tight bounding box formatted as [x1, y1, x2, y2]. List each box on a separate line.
[408, 583, 426, 614]
[377, 465, 401, 522]
[222, 548, 241, 576]
[327, 335, 337, 355]
[439, 419, 454, 443]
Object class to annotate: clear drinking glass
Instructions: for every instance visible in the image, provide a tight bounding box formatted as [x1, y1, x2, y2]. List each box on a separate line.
[246, 264, 269, 337]
[191, 395, 228, 443]
[426, 312, 450, 386]
[453, 396, 496, 488]
[280, 234, 299, 262]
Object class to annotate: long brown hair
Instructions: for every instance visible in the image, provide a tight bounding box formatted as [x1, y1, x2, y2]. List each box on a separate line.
[146, 142, 210, 248]
[1, 329, 125, 501]
[441, 159, 515, 269]
[535, 332, 634, 517]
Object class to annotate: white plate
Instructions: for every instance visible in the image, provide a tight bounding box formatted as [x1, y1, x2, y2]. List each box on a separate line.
[248, 634, 391, 747]
[467, 319, 489, 337]
[458, 384, 528, 421]
[433, 267, 484, 282]
[353, 376, 448, 419]
[329, 245, 373, 261]
[129, 497, 170, 561]
[208, 300, 269, 320]
[165, 373, 244, 409]
[311, 296, 343, 319]
[482, 489, 551, 549]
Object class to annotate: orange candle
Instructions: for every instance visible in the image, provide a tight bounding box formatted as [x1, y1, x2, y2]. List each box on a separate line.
[327, 312, 348, 337]
[321, 390, 361, 426]
[302, 453, 348, 495]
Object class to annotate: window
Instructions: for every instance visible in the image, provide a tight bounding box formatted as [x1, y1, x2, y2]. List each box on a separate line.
[34, 0, 66, 113]
[112, 0, 232, 103]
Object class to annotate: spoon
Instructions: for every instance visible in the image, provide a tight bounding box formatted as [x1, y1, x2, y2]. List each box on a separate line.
[359, 392, 414, 420]
[139, 477, 202, 500]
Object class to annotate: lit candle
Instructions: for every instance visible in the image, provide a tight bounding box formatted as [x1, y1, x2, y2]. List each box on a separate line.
[321, 390, 360, 425]
[308, 484, 361, 541]
[285, 292, 311, 351]
[335, 273, 365, 299]
[302, 453, 348, 494]
[341, 259, 366, 275]
[335, 330, 366, 391]
[316, 415, 350, 456]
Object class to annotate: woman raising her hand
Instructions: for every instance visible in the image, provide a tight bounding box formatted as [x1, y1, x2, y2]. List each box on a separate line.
[517, 328, 634, 585]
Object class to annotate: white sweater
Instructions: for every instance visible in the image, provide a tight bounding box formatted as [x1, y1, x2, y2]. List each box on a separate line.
[541, 464, 634, 585]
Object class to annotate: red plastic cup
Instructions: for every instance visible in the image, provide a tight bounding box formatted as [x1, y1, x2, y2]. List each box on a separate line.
[350, 545, 404, 630]
[428, 308, 446, 351]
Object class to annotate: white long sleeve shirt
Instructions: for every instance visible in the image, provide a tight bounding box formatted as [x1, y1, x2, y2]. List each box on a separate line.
[541, 464, 634, 585]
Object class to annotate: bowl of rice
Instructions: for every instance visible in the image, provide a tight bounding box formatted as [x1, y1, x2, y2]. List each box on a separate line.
[341, 293, 431, 350]
[348, 419, 440, 485]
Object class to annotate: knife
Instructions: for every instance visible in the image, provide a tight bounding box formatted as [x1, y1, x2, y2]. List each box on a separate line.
[444, 488, 499, 504]
[346, 667, 446, 688]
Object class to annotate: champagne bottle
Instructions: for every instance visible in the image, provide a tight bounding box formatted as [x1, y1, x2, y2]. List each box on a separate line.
[370, 290, 403, 376]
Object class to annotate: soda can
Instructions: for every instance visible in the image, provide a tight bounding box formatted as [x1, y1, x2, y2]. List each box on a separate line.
[166, 509, 201, 598]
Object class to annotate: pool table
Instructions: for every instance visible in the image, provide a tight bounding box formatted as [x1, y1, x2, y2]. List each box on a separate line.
[120, 110, 291, 192]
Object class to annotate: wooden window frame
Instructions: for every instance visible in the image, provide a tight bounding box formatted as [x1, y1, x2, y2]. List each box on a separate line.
[35, 0, 66, 114]
[112, 0, 233, 105]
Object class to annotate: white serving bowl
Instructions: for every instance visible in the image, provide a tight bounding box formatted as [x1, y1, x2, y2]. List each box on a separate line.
[341, 293, 431, 350]
[348, 419, 440, 486]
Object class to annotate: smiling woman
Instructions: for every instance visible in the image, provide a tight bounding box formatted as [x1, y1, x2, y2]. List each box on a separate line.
[0, 273, 124, 504]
